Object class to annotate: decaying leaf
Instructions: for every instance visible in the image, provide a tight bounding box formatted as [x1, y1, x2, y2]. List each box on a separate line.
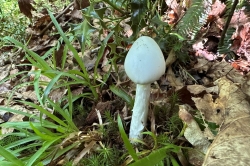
[73, 0, 90, 10]
[179, 105, 211, 166]
[166, 67, 184, 90]
[187, 85, 218, 95]
[192, 77, 250, 165]
[193, 57, 213, 74]
[18, 0, 36, 18]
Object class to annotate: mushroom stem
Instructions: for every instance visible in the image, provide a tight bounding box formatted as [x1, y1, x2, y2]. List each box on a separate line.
[129, 84, 151, 141]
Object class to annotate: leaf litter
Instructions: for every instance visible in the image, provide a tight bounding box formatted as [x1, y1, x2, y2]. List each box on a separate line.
[1, 0, 250, 165]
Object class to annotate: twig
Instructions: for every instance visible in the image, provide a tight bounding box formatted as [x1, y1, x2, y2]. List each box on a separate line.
[39, 2, 74, 36]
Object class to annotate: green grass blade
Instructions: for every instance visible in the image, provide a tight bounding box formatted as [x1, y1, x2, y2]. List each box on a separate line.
[94, 31, 114, 85]
[26, 138, 61, 166]
[170, 155, 179, 166]
[33, 70, 44, 107]
[42, 142, 79, 165]
[18, 101, 68, 128]
[117, 115, 138, 161]
[12, 142, 42, 155]
[129, 148, 167, 166]
[67, 86, 73, 119]
[0, 161, 21, 166]
[47, 10, 89, 80]
[3, 37, 52, 71]
[0, 106, 39, 120]
[0, 145, 24, 166]
[110, 85, 134, 108]
[29, 122, 57, 141]
[47, 99, 78, 131]
[3, 135, 40, 151]
[43, 72, 63, 102]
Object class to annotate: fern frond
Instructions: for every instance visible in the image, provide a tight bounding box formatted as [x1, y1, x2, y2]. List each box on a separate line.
[239, 0, 250, 11]
[218, 0, 238, 56]
[218, 27, 236, 54]
[176, 0, 212, 40]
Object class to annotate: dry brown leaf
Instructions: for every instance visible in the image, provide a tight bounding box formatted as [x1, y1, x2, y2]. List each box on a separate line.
[230, 10, 250, 28]
[85, 101, 114, 125]
[0, 98, 5, 105]
[192, 77, 250, 165]
[0, 65, 11, 81]
[55, 45, 64, 68]
[192, 94, 222, 125]
[49, 88, 67, 103]
[187, 85, 218, 95]
[234, 22, 250, 62]
[18, 0, 36, 18]
[0, 82, 11, 96]
[0, 105, 27, 137]
[22, 90, 38, 102]
[193, 58, 213, 73]
[209, 0, 226, 17]
[72, 140, 96, 165]
[165, 0, 184, 23]
[202, 77, 250, 165]
[73, 0, 90, 10]
[166, 67, 184, 90]
[179, 105, 211, 166]
[71, 9, 83, 19]
[166, 49, 177, 67]
[207, 61, 241, 81]
[204, 116, 250, 165]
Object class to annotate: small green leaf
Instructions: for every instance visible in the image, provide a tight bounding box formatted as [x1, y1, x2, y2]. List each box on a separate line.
[43, 72, 63, 102]
[130, 0, 148, 34]
[170, 155, 179, 166]
[117, 115, 138, 161]
[18, 101, 68, 128]
[110, 85, 134, 108]
[0, 145, 24, 166]
[129, 147, 167, 166]
[26, 138, 61, 166]
[29, 122, 55, 141]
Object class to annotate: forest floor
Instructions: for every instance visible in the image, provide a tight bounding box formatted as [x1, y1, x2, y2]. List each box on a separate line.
[0, 0, 250, 165]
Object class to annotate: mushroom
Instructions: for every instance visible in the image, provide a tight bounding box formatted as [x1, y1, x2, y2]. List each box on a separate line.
[124, 36, 166, 141]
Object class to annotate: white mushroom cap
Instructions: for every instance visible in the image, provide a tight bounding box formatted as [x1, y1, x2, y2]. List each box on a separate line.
[124, 36, 166, 84]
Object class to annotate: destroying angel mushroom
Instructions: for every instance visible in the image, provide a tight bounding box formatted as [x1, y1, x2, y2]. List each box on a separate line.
[124, 36, 166, 142]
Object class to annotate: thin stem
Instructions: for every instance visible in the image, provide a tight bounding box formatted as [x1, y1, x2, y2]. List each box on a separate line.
[103, 0, 126, 15]
[218, 0, 238, 47]
[129, 84, 151, 142]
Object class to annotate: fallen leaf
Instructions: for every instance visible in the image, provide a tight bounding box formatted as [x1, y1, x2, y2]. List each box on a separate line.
[202, 77, 250, 165]
[18, 0, 36, 18]
[179, 104, 211, 166]
[73, 0, 90, 10]
[166, 67, 184, 90]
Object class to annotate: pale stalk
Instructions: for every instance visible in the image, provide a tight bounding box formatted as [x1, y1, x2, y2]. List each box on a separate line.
[129, 84, 151, 141]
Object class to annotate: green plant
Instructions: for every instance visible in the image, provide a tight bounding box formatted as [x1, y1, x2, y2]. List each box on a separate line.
[0, 10, 114, 163]
[0, 97, 79, 165]
[176, 0, 211, 40]
[80, 142, 123, 166]
[118, 115, 181, 165]
[110, 85, 134, 108]
[0, 0, 28, 42]
[2, 8, 116, 103]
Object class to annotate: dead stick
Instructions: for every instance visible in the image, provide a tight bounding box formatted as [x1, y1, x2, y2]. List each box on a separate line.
[39, 2, 74, 36]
